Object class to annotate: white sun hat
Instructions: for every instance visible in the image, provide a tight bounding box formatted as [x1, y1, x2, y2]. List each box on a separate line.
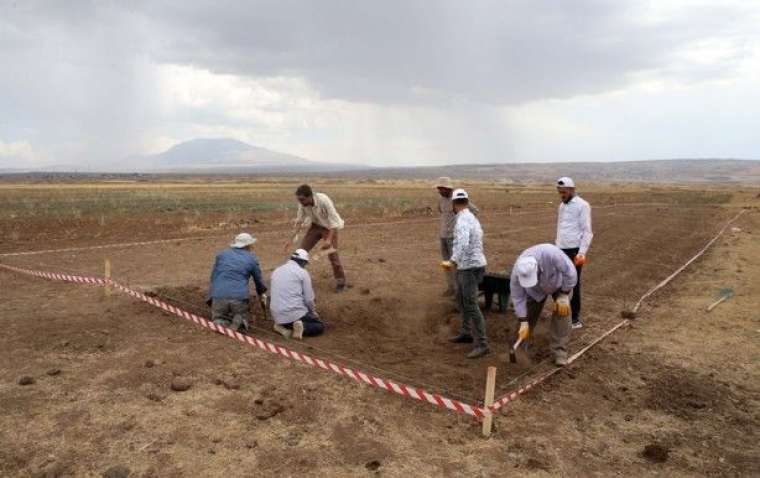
[556, 177, 575, 188]
[230, 232, 257, 248]
[452, 188, 469, 200]
[290, 248, 310, 262]
[515, 256, 539, 288]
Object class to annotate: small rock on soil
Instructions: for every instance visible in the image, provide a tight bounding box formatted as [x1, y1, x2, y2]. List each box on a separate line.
[365, 460, 382, 471]
[170, 377, 192, 392]
[46, 369, 61, 376]
[18, 376, 35, 386]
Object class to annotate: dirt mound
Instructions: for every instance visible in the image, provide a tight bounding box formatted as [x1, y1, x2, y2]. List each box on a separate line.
[645, 368, 735, 419]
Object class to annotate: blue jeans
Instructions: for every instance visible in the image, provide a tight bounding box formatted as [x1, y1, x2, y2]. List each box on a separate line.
[283, 312, 325, 337]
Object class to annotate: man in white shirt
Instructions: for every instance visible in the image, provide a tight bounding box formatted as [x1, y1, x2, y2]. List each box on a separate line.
[442, 189, 489, 359]
[285, 184, 347, 292]
[555, 177, 593, 329]
[269, 249, 325, 340]
[510, 243, 578, 366]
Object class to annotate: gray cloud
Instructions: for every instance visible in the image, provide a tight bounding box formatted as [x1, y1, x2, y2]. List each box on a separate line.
[0, 0, 758, 166]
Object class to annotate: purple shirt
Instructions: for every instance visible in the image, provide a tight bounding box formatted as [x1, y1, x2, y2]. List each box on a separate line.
[510, 243, 577, 318]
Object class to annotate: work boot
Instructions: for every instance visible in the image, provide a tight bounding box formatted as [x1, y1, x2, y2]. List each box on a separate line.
[449, 333, 474, 343]
[571, 318, 583, 330]
[466, 345, 490, 359]
[292, 320, 304, 340]
[273, 323, 292, 339]
[336, 282, 346, 293]
[554, 355, 568, 367]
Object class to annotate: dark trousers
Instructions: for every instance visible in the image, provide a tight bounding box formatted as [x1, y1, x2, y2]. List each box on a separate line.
[283, 312, 325, 337]
[457, 267, 488, 346]
[301, 225, 346, 286]
[560, 247, 583, 323]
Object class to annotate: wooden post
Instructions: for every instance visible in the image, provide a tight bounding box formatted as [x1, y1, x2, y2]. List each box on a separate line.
[482, 366, 497, 437]
[104, 259, 112, 297]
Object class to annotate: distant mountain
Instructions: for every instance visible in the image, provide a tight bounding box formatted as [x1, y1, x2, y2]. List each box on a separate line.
[120, 138, 366, 173]
[327, 158, 760, 184]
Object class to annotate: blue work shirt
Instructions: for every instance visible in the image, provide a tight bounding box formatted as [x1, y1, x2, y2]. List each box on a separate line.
[208, 248, 267, 300]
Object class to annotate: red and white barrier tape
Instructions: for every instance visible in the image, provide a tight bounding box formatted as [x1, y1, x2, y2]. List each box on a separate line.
[0, 262, 486, 418]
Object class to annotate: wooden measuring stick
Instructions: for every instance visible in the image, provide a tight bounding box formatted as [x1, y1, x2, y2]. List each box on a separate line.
[482, 366, 497, 437]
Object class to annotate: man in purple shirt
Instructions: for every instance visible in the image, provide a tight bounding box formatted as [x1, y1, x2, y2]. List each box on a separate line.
[510, 243, 577, 366]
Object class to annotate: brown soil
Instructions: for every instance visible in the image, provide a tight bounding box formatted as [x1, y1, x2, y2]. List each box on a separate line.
[1, 182, 758, 477]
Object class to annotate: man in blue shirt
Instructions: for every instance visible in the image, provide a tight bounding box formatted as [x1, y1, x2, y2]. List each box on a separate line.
[208, 233, 267, 333]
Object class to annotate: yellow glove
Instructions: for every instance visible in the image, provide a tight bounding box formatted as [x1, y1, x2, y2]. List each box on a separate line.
[574, 254, 586, 266]
[518, 321, 530, 341]
[440, 260, 453, 271]
[554, 293, 571, 317]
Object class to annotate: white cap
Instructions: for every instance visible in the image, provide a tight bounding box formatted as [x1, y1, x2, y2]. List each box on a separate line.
[556, 177, 575, 188]
[452, 188, 469, 200]
[290, 248, 310, 262]
[515, 256, 538, 288]
[230, 232, 257, 248]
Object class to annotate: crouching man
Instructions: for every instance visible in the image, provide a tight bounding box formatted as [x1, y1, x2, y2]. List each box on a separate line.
[510, 243, 577, 366]
[208, 233, 267, 334]
[270, 249, 325, 340]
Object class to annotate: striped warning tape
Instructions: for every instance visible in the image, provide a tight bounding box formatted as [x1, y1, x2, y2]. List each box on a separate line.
[0, 262, 486, 418]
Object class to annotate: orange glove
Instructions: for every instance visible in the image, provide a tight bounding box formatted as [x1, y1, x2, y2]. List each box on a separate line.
[440, 260, 453, 271]
[518, 321, 530, 341]
[574, 254, 586, 266]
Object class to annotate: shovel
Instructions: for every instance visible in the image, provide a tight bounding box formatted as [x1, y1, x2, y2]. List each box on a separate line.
[706, 287, 735, 312]
[311, 247, 337, 262]
[509, 337, 524, 364]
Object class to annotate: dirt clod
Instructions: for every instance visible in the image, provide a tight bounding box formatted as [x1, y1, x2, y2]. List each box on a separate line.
[621, 310, 637, 319]
[360, 288, 371, 295]
[146, 392, 164, 402]
[103, 465, 131, 478]
[46, 368, 61, 376]
[170, 377, 192, 392]
[642, 444, 669, 463]
[365, 460, 382, 471]
[18, 376, 35, 386]
[144, 360, 155, 368]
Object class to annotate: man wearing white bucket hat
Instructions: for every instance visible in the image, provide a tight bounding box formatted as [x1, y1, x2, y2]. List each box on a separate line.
[510, 243, 577, 366]
[207, 232, 267, 333]
[435, 177, 479, 297]
[269, 249, 325, 339]
[555, 176, 593, 329]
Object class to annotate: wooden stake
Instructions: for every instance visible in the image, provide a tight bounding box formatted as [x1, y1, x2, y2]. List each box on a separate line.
[482, 366, 497, 437]
[104, 259, 112, 297]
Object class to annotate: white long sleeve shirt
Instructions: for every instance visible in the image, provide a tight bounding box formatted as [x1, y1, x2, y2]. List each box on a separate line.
[269, 260, 316, 325]
[510, 244, 578, 319]
[451, 208, 487, 270]
[556, 195, 593, 254]
[295, 192, 345, 230]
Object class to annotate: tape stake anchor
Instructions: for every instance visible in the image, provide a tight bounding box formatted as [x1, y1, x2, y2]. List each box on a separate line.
[482, 366, 497, 437]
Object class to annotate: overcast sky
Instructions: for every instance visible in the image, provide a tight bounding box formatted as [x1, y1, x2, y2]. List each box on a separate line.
[1, 0, 759, 168]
